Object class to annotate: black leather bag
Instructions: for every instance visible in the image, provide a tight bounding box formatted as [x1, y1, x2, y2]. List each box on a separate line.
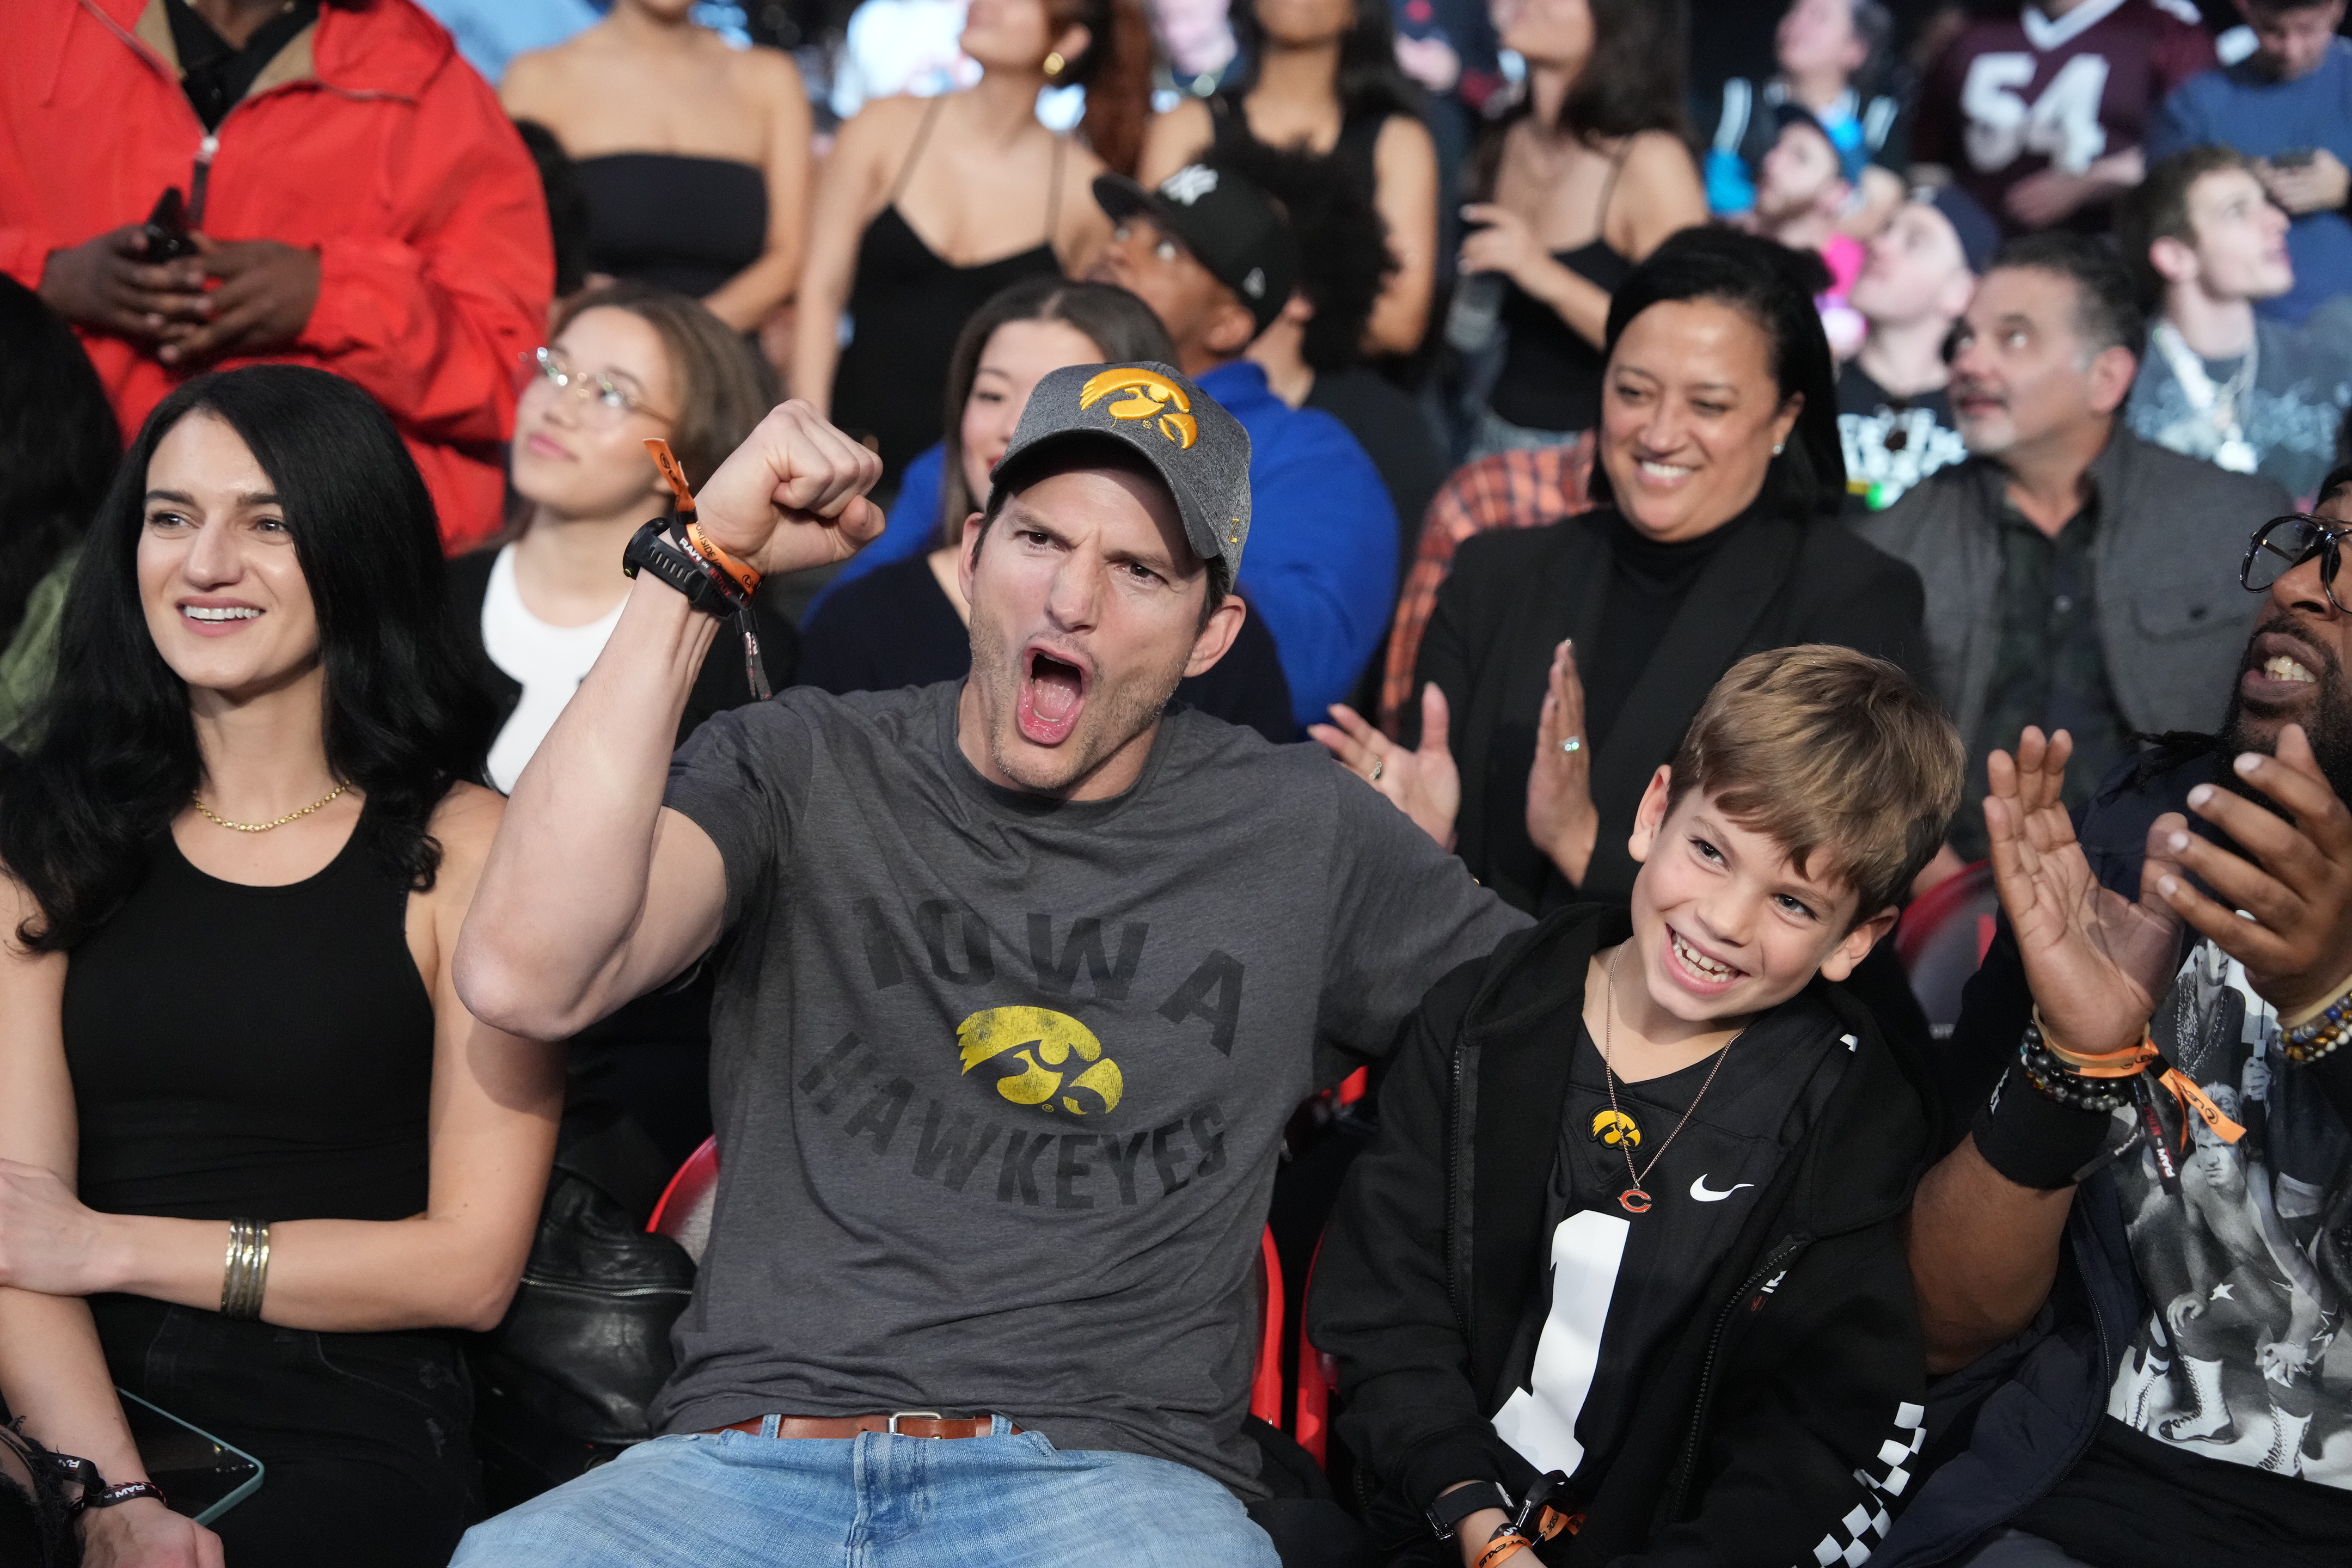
[469, 1112, 695, 1504]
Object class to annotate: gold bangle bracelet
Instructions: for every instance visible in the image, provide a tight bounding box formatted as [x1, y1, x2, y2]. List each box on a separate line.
[219, 1218, 271, 1320]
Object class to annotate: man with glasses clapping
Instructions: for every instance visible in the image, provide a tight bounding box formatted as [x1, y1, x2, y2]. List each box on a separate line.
[1883, 476, 2352, 1566]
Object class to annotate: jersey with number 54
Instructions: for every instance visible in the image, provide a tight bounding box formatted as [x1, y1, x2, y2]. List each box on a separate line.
[1912, 0, 2214, 235]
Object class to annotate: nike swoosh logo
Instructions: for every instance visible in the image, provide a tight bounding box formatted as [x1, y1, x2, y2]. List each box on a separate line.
[1689, 1175, 1755, 1202]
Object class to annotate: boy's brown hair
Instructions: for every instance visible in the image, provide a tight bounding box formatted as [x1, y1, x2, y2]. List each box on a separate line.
[1667, 645, 1964, 920]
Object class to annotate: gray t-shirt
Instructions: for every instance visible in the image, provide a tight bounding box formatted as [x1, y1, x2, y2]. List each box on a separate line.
[653, 681, 1528, 1491]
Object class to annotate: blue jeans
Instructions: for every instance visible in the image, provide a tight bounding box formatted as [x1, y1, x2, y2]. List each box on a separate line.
[450, 1417, 1281, 1568]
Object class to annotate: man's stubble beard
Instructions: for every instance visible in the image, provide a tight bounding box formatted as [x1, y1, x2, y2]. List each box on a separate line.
[966, 595, 1193, 796]
[2219, 614, 2352, 803]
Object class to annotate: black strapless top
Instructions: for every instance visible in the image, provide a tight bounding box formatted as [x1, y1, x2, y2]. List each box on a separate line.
[575, 152, 768, 298]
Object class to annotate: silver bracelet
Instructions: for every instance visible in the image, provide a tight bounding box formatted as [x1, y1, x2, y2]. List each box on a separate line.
[219, 1218, 271, 1320]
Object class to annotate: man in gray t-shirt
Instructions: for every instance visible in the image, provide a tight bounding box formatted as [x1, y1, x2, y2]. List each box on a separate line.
[452, 363, 1526, 1567]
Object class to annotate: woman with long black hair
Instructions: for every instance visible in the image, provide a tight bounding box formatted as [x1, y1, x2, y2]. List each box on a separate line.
[0, 367, 563, 1568]
[1140, 0, 1440, 357]
[0, 276, 119, 743]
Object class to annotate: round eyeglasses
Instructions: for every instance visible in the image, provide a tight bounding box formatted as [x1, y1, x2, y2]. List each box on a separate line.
[522, 346, 672, 426]
[2243, 513, 2352, 614]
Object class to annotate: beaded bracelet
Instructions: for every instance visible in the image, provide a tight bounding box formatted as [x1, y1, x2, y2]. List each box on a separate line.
[2284, 1018, 2352, 1067]
[2283, 973, 2352, 1046]
[2017, 1024, 2133, 1113]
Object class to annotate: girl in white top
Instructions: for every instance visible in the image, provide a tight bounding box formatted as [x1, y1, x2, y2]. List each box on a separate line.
[481, 282, 782, 792]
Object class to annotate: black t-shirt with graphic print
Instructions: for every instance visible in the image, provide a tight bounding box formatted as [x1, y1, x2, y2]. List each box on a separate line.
[654, 681, 1528, 1493]
[1837, 362, 1966, 518]
[1487, 1000, 1851, 1496]
[2017, 941, 2352, 1562]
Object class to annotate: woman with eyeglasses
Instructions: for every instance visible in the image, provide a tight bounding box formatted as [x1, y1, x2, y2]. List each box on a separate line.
[451, 283, 795, 1166]
[465, 282, 797, 798]
[0, 366, 560, 1567]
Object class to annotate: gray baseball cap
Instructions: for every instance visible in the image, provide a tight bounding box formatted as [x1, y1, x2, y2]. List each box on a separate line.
[991, 360, 1253, 578]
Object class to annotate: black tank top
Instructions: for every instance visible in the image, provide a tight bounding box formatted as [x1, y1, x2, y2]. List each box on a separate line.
[1205, 90, 1391, 201]
[64, 809, 437, 1222]
[574, 152, 769, 299]
[831, 97, 1066, 479]
[1487, 147, 1636, 435]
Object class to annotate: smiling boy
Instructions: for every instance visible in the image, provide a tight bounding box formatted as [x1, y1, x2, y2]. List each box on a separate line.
[1310, 645, 1964, 1567]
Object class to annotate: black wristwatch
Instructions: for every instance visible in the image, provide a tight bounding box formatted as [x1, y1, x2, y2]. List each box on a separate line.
[1426, 1480, 1514, 1540]
[623, 519, 740, 617]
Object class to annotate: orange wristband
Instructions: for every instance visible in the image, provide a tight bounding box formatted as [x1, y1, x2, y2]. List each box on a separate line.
[1473, 1531, 1532, 1568]
[684, 520, 761, 597]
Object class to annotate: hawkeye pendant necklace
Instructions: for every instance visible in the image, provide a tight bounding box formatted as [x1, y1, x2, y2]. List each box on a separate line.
[1600, 945, 1737, 1215]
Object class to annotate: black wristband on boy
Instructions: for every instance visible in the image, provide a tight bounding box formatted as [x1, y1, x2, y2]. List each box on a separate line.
[1970, 1062, 2116, 1190]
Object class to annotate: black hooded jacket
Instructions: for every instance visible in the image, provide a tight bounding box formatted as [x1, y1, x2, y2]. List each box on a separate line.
[1310, 906, 1938, 1566]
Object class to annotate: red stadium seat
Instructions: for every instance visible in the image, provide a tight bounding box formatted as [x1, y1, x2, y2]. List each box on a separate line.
[1895, 859, 1999, 1036]
[647, 1135, 720, 1266]
[1294, 1235, 1336, 1468]
[647, 1136, 1293, 1431]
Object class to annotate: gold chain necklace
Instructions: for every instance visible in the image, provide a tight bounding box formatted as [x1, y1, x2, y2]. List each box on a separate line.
[191, 781, 349, 834]
[1599, 945, 1739, 1215]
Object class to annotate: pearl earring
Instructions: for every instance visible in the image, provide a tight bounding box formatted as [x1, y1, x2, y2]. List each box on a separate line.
[1772, 442, 1785, 455]
[1044, 50, 1065, 76]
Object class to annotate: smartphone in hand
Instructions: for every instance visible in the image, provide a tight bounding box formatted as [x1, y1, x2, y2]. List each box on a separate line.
[142, 187, 198, 262]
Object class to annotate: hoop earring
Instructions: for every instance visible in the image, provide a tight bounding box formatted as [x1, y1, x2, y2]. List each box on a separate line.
[1044, 50, 1065, 77]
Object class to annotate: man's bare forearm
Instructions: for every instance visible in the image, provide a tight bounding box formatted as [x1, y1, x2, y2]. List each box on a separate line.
[456, 575, 723, 1038]
[1908, 1135, 2075, 1374]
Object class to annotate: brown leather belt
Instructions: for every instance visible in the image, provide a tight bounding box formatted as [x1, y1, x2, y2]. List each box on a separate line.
[709, 1412, 1016, 1440]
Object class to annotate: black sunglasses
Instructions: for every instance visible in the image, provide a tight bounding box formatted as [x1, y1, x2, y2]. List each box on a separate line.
[2244, 513, 2352, 613]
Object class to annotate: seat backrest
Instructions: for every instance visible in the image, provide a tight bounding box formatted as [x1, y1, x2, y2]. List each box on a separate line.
[647, 1135, 720, 1266]
[1895, 859, 1999, 1037]
[1252, 1227, 1285, 1428]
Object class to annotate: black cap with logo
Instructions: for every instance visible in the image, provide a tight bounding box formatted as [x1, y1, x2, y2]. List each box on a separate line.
[1093, 163, 1300, 336]
[992, 360, 1253, 577]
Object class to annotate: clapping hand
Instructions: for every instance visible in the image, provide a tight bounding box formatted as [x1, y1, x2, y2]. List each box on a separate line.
[1525, 638, 1598, 886]
[688, 400, 886, 578]
[2148, 724, 2352, 1020]
[1984, 727, 2185, 1057]
[1309, 683, 1461, 849]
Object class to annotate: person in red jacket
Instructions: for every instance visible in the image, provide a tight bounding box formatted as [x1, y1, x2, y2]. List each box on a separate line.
[1, 0, 553, 553]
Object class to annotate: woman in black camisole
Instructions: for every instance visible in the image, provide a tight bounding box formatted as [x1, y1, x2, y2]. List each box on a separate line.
[1138, 0, 1440, 357]
[1454, 0, 1706, 457]
[794, 0, 1154, 482]
[0, 369, 561, 1568]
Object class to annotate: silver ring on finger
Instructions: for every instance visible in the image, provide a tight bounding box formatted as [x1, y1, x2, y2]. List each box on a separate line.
[1560, 736, 1583, 755]
[1369, 757, 1386, 783]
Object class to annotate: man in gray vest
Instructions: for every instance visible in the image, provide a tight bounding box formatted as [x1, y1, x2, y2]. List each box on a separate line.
[1858, 229, 2288, 877]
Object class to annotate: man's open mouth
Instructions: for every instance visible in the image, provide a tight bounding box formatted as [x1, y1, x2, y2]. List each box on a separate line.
[1016, 648, 1089, 745]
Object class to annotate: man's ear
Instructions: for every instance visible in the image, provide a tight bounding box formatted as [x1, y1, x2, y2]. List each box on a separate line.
[1626, 765, 1675, 864]
[1205, 295, 1260, 359]
[2086, 342, 2139, 416]
[1185, 592, 1246, 678]
[956, 510, 987, 603]
[2148, 233, 2197, 289]
[1818, 905, 1902, 983]
[1278, 289, 1315, 327]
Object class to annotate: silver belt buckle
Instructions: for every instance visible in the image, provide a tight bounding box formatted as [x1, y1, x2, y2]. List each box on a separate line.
[888, 1410, 946, 1436]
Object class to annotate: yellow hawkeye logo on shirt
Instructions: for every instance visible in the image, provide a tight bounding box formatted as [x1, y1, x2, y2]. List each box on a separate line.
[1079, 367, 1197, 450]
[957, 1006, 1126, 1116]
[1591, 1108, 1641, 1148]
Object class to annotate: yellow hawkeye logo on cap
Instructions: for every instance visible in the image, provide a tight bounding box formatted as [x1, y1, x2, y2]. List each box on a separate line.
[1080, 367, 1198, 450]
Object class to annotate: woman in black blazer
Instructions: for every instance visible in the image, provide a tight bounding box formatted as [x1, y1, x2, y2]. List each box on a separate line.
[1316, 229, 1928, 912]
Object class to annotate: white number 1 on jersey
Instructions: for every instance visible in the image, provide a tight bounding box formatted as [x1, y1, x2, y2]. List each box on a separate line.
[1961, 52, 2112, 175]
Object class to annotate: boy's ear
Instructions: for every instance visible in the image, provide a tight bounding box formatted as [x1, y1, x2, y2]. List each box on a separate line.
[1818, 905, 1902, 983]
[1626, 765, 1675, 864]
